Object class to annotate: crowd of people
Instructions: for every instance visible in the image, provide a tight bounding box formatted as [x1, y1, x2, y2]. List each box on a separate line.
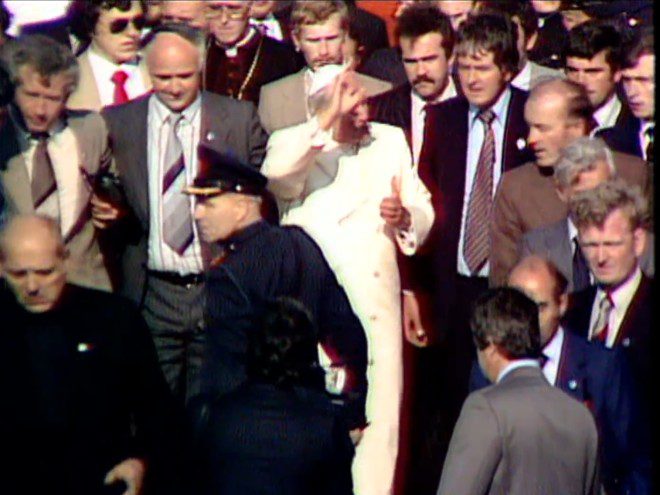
[0, 1, 654, 494]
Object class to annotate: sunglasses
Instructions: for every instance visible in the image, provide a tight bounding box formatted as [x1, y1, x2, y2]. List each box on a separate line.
[109, 15, 146, 34]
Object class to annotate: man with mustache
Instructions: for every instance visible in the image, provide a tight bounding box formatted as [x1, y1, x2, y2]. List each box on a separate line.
[67, 0, 152, 111]
[258, 0, 391, 134]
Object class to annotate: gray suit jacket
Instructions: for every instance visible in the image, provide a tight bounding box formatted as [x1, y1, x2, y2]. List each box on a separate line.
[67, 49, 152, 112]
[521, 218, 655, 292]
[102, 91, 268, 304]
[0, 110, 113, 291]
[437, 366, 600, 495]
[257, 68, 391, 133]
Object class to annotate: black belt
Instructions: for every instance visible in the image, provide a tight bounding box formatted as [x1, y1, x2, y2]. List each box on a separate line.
[147, 270, 205, 286]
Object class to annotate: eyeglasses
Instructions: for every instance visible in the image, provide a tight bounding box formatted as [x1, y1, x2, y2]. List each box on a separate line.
[205, 4, 249, 20]
[109, 15, 146, 34]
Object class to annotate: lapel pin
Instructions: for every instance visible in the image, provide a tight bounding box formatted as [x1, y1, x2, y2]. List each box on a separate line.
[516, 138, 526, 150]
[568, 379, 578, 390]
[621, 337, 631, 347]
[206, 131, 216, 141]
[77, 342, 94, 352]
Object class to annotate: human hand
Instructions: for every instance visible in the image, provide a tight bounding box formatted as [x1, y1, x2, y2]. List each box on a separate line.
[402, 291, 429, 348]
[91, 193, 126, 229]
[380, 176, 411, 230]
[104, 458, 146, 495]
[317, 71, 366, 131]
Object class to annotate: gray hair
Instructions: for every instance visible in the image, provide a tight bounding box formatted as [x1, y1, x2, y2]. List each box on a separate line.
[0, 35, 79, 96]
[554, 137, 615, 190]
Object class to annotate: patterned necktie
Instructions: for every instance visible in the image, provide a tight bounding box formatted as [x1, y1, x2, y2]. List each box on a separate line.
[162, 114, 194, 255]
[572, 237, 590, 291]
[111, 70, 129, 105]
[31, 134, 58, 212]
[591, 291, 613, 344]
[463, 109, 496, 274]
[645, 125, 654, 163]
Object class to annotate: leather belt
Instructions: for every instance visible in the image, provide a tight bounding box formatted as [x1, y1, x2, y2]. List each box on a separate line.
[147, 270, 205, 286]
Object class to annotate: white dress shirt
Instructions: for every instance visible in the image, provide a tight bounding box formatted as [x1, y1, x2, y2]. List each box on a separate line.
[146, 94, 204, 275]
[410, 78, 457, 168]
[588, 266, 642, 347]
[640, 121, 654, 161]
[87, 46, 148, 107]
[591, 93, 622, 133]
[15, 116, 85, 238]
[497, 359, 541, 383]
[511, 60, 533, 91]
[457, 87, 512, 277]
[541, 327, 565, 385]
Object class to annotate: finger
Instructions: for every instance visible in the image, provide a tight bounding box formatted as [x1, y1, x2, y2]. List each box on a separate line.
[391, 176, 402, 198]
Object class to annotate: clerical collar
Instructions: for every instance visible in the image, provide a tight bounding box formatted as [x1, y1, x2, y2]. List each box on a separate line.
[219, 26, 257, 58]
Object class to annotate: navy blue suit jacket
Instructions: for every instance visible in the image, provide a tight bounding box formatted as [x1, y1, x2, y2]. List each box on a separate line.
[412, 87, 534, 332]
[597, 115, 644, 159]
[469, 330, 651, 494]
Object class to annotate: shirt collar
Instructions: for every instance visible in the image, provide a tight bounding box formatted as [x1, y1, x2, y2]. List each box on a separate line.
[542, 326, 564, 364]
[468, 85, 512, 128]
[567, 217, 578, 243]
[88, 43, 140, 71]
[8, 104, 65, 141]
[598, 265, 642, 310]
[593, 93, 621, 128]
[496, 359, 540, 383]
[411, 77, 457, 113]
[149, 93, 201, 126]
[511, 60, 532, 89]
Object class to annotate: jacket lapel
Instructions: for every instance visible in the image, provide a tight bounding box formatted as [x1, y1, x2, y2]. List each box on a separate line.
[0, 121, 34, 213]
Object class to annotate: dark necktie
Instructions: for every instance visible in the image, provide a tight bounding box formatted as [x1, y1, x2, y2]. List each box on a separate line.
[572, 237, 590, 291]
[539, 353, 549, 369]
[111, 70, 129, 105]
[645, 125, 654, 163]
[162, 113, 194, 255]
[31, 134, 58, 211]
[463, 109, 496, 274]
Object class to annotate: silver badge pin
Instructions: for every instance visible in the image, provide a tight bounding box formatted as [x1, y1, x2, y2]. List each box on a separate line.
[568, 380, 578, 390]
[77, 342, 93, 352]
[206, 131, 215, 141]
[516, 138, 526, 150]
[621, 338, 631, 347]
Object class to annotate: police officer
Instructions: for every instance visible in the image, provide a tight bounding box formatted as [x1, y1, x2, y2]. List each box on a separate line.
[185, 144, 368, 431]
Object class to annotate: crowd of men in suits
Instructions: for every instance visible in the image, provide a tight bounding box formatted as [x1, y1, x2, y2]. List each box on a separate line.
[0, 1, 654, 494]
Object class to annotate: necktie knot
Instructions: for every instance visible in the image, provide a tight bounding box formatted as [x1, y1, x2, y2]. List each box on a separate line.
[111, 70, 129, 85]
[30, 132, 49, 141]
[478, 109, 495, 126]
[168, 113, 184, 128]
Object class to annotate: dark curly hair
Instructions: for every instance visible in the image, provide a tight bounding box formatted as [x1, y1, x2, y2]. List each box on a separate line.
[470, 287, 541, 360]
[395, 3, 455, 60]
[564, 19, 623, 71]
[0, 1, 12, 34]
[0, 60, 13, 106]
[67, 0, 146, 44]
[247, 297, 324, 389]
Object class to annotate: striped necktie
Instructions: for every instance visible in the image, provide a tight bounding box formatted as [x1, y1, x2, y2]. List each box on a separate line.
[591, 291, 613, 345]
[463, 109, 496, 274]
[162, 114, 193, 255]
[31, 134, 59, 216]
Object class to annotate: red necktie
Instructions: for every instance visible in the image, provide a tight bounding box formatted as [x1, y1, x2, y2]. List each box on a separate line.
[111, 70, 129, 105]
[591, 291, 613, 344]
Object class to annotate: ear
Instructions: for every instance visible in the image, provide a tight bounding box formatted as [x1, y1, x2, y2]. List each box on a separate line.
[292, 31, 301, 52]
[613, 69, 622, 84]
[632, 226, 647, 258]
[558, 292, 569, 318]
[526, 31, 538, 52]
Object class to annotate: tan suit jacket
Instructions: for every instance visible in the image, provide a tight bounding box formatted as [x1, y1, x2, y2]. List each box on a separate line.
[0, 111, 113, 291]
[67, 50, 152, 112]
[489, 151, 649, 286]
[258, 68, 391, 133]
[438, 366, 600, 495]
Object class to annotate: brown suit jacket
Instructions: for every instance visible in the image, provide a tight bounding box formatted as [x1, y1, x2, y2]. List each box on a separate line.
[0, 111, 113, 291]
[257, 68, 391, 134]
[489, 151, 649, 286]
[67, 49, 152, 112]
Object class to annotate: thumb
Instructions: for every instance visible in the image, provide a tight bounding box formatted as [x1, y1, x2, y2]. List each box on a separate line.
[390, 176, 402, 198]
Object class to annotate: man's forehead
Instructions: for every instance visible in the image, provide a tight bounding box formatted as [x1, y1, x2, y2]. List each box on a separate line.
[457, 47, 496, 64]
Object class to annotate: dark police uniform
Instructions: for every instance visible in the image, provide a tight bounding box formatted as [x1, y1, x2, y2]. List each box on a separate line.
[188, 144, 368, 430]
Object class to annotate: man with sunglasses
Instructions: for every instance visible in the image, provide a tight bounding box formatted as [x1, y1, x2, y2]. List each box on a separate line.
[67, 0, 152, 112]
[202, 1, 301, 106]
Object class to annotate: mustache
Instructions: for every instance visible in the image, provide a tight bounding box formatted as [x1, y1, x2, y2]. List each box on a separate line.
[413, 76, 435, 85]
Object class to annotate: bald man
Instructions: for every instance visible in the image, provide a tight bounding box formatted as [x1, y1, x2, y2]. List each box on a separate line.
[99, 23, 267, 404]
[0, 214, 185, 495]
[489, 78, 648, 286]
[472, 255, 650, 494]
